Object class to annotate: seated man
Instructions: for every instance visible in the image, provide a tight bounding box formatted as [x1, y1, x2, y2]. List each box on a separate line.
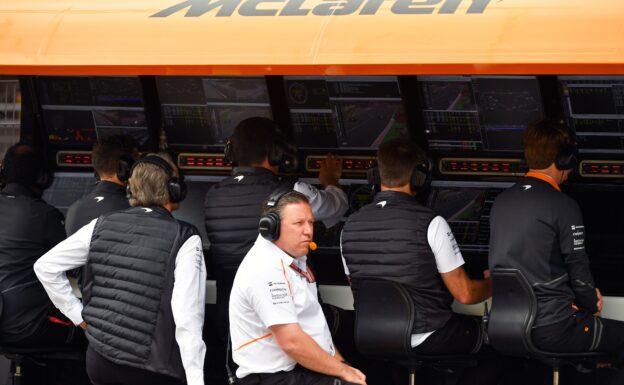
[35, 154, 206, 385]
[0, 143, 79, 347]
[65, 134, 139, 235]
[229, 190, 366, 385]
[341, 139, 491, 356]
[489, 119, 624, 378]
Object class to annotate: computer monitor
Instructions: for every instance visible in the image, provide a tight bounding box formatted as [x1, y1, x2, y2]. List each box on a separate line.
[426, 180, 513, 253]
[42, 172, 98, 215]
[157, 76, 273, 149]
[38, 76, 151, 149]
[559, 76, 624, 154]
[172, 175, 225, 250]
[285, 76, 409, 150]
[419, 76, 543, 153]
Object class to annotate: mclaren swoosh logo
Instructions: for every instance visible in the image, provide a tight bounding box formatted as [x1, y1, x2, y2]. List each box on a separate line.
[142, 208, 153, 213]
[522, 185, 532, 191]
[94, 196, 104, 202]
[376, 201, 387, 208]
[234, 175, 244, 182]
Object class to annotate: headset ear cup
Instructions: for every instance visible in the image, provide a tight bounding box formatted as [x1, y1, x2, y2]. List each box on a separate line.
[268, 139, 285, 167]
[36, 169, 54, 191]
[259, 213, 280, 241]
[555, 145, 578, 171]
[117, 155, 134, 183]
[167, 177, 187, 203]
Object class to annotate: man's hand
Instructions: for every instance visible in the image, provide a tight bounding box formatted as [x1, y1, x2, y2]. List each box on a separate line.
[339, 364, 367, 385]
[319, 154, 342, 187]
[595, 288, 603, 316]
[79, 321, 87, 330]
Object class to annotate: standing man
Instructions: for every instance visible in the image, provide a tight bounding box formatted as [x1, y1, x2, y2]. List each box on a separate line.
[0, 143, 79, 347]
[341, 139, 491, 356]
[35, 154, 206, 385]
[204, 117, 347, 340]
[230, 190, 366, 385]
[489, 119, 624, 366]
[65, 134, 139, 235]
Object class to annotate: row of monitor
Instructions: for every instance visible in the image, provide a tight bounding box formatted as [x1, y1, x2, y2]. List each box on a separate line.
[35, 75, 624, 155]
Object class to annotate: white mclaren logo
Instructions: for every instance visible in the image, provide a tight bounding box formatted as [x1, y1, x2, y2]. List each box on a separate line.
[94, 196, 104, 202]
[142, 208, 153, 213]
[522, 185, 532, 191]
[234, 175, 244, 182]
[376, 201, 387, 208]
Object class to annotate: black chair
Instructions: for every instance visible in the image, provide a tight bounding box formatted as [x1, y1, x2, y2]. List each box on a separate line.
[488, 268, 609, 385]
[0, 293, 83, 385]
[354, 279, 476, 385]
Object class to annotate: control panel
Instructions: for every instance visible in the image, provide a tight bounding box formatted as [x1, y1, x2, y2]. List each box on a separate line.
[580, 160, 624, 178]
[439, 158, 525, 176]
[56, 151, 93, 167]
[305, 155, 376, 175]
[177, 153, 232, 171]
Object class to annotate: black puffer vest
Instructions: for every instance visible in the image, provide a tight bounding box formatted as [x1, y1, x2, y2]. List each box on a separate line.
[82, 206, 198, 380]
[341, 191, 454, 334]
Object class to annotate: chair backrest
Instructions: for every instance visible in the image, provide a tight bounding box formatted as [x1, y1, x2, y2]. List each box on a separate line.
[489, 268, 542, 356]
[353, 279, 414, 359]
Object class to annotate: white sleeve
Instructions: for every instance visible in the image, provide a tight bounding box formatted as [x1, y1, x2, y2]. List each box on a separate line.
[293, 182, 348, 228]
[427, 216, 465, 274]
[171, 235, 207, 385]
[34, 218, 97, 326]
[339, 230, 350, 276]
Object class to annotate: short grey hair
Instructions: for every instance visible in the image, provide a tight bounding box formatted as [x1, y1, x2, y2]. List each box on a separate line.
[128, 153, 178, 207]
[261, 190, 309, 219]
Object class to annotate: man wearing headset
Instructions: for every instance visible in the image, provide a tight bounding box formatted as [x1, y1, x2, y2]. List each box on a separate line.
[0, 143, 79, 347]
[65, 134, 139, 236]
[341, 139, 492, 358]
[35, 153, 206, 385]
[229, 190, 366, 385]
[489, 119, 624, 364]
[204, 117, 347, 342]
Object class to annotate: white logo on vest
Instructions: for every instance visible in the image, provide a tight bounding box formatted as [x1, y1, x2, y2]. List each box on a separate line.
[94, 196, 104, 202]
[234, 175, 244, 182]
[142, 207, 153, 213]
[376, 201, 387, 208]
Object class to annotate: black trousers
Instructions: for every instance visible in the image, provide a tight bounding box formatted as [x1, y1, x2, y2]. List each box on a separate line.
[238, 365, 356, 385]
[11, 308, 85, 349]
[412, 313, 483, 354]
[412, 313, 509, 385]
[532, 311, 624, 356]
[86, 345, 183, 385]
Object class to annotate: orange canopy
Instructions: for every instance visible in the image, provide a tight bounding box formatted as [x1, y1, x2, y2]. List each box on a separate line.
[1, 0, 624, 75]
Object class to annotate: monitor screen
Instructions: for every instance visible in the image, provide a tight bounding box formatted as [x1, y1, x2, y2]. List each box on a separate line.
[419, 76, 543, 153]
[559, 76, 624, 154]
[426, 181, 512, 253]
[38, 76, 151, 149]
[285, 76, 409, 150]
[157, 76, 272, 149]
[42, 173, 98, 215]
[172, 175, 225, 250]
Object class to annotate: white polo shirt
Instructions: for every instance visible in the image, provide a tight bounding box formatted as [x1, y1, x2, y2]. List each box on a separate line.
[230, 235, 335, 379]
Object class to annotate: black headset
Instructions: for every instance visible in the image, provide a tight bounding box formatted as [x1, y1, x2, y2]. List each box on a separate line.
[366, 158, 432, 192]
[554, 142, 579, 171]
[258, 189, 291, 241]
[116, 153, 135, 183]
[224, 131, 299, 173]
[129, 155, 187, 203]
[0, 144, 53, 190]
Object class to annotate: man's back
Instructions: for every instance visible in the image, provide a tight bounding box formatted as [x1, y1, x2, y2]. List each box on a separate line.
[204, 167, 291, 269]
[65, 180, 129, 235]
[0, 183, 66, 340]
[341, 190, 454, 334]
[489, 176, 590, 327]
